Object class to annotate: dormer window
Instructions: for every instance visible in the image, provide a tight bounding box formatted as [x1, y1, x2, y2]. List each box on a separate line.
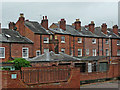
[78, 38, 82, 43]
[44, 37, 49, 43]
[61, 36, 65, 43]
[92, 39, 96, 44]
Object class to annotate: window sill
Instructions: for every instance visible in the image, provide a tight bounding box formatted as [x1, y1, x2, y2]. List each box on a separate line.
[61, 41, 65, 43]
[44, 42, 49, 44]
[78, 42, 82, 43]
[0, 57, 5, 58]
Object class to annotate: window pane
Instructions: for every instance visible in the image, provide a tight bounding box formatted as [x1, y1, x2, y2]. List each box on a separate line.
[0, 47, 5, 58]
[22, 48, 28, 58]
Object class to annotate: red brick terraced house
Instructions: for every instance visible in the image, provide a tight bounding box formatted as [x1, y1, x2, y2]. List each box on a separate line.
[0, 13, 120, 64]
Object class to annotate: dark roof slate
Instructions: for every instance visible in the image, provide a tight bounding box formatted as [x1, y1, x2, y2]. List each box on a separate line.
[27, 51, 81, 62]
[24, 21, 52, 34]
[0, 28, 33, 43]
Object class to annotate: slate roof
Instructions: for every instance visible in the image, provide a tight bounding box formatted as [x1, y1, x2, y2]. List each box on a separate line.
[78, 56, 107, 61]
[0, 28, 33, 43]
[50, 23, 120, 39]
[24, 21, 52, 34]
[27, 51, 81, 62]
[107, 28, 120, 39]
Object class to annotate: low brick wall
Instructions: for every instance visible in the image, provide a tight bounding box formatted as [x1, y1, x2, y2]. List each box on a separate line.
[80, 62, 120, 81]
[1, 66, 80, 89]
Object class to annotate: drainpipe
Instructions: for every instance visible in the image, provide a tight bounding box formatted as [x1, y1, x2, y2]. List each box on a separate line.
[40, 35, 42, 54]
[98, 38, 99, 56]
[73, 36, 75, 57]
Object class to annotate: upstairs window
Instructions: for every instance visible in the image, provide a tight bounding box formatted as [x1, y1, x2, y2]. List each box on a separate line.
[36, 50, 41, 57]
[105, 39, 109, 44]
[106, 49, 109, 56]
[61, 36, 65, 43]
[0, 47, 5, 58]
[92, 49, 96, 56]
[78, 49, 82, 57]
[117, 49, 120, 56]
[117, 40, 120, 45]
[44, 37, 49, 43]
[86, 49, 89, 55]
[92, 39, 96, 44]
[61, 48, 65, 53]
[22, 48, 29, 58]
[78, 38, 82, 43]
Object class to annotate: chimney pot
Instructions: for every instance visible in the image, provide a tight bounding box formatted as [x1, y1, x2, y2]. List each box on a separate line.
[20, 13, 24, 17]
[45, 16, 47, 19]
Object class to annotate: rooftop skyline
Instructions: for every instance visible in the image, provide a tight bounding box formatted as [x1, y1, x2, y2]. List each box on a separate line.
[1, 2, 118, 28]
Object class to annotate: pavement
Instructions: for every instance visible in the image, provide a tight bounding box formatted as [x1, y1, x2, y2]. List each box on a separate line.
[80, 80, 120, 89]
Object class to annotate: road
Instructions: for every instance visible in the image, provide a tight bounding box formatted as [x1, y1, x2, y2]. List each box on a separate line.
[80, 80, 119, 89]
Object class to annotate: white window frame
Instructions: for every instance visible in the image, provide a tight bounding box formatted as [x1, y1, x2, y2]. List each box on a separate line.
[117, 49, 120, 56]
[92, 39, 96, 44]
[78, 38, 82, 43]
[61, 48, 65, 53]
[88, 63, 92, 73]
[61, 36, 65, 43]
[0, 47, 5, 58]
[36, 50, 41, 57]
[92, 49, 96, 56]
[105, 39, 108, 44]
[11, 74, 17, 79]
[86, 49, 89, 55]
[22, 48, 29, 58]
[78, 49, 82, 57]
[117, 40, 120, 45]
[106, 49, 109, 56]
[44, 37, 49, 43]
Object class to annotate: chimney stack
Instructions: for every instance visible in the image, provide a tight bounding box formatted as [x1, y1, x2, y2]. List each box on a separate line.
[17, 13, 25, 36]
[19, 13, 25, 21]
[9, 22, 16, 30]
[101, 23, 107, 34]
[74, 19, 81, 32]
[89, 21, 95, 33]
[60, 19, 66, 30]
[41, 16, 48, 30]
[113, 25, 118, 35]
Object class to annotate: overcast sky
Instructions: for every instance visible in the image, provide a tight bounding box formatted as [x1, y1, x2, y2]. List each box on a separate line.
[1, 2, 118, 28]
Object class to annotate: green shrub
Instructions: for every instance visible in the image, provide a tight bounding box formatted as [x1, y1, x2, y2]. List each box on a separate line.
[13, 58, 31, 70]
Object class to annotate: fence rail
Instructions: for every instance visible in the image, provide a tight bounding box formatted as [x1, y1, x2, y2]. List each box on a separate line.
[21, 67, 71, 85]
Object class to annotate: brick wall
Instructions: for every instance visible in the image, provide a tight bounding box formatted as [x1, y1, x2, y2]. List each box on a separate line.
[1, 66, 80, 89]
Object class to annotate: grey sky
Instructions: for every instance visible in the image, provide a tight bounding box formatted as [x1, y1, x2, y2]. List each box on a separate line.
[2, 2, 118, 28]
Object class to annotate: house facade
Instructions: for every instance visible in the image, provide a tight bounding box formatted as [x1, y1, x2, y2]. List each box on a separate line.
[0, 13, 120, 62]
